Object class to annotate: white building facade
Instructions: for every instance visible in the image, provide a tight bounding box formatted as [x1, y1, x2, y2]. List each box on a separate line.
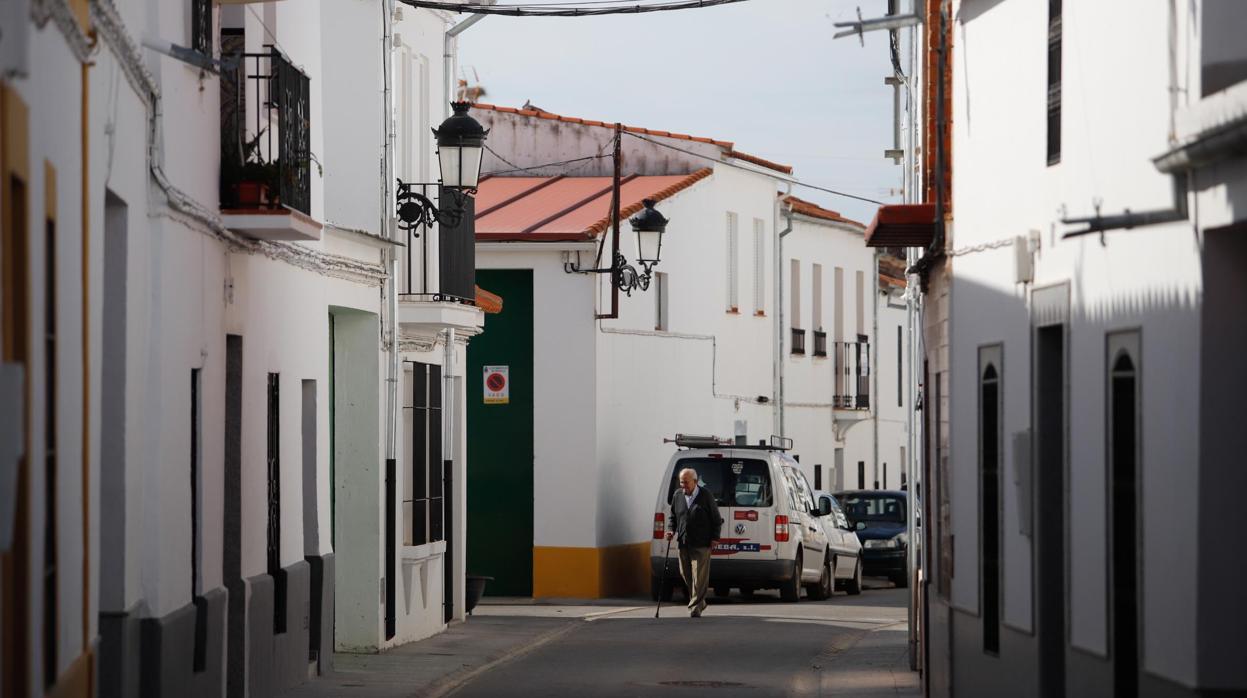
[0, 1, 484, 696]
[879, 1, 1247, 696]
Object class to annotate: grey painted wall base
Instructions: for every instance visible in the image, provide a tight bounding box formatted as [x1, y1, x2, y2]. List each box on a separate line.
[99, 601, 146, 698]
[132, 587, 227, 698]
[246, 560, 313, 697]
[308, 554, 335, 675]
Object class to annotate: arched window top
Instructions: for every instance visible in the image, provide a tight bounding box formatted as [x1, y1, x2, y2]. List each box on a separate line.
[1112, 351, 1135, 374]
[982, 363, 999, 381]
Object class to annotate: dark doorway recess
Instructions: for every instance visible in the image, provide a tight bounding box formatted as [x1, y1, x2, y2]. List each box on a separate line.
[980, 361, 1001, 655]
[1036, 325, 1066, 698]
[1109, 350, 1139, 698]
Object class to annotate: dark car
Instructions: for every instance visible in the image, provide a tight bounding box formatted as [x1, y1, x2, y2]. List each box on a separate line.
[833, 490, 913, 588]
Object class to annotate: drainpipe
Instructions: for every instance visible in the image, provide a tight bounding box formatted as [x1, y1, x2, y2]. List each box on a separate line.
[384, 0, 399, 472]
[774, 190, 794, 438]
[872, 249, 880, 489]
[444, 12, 488, 114]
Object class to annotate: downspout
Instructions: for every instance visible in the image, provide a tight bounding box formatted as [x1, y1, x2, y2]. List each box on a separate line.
[774, 191, 793, 438]
[384, 0, 399, 477]
[444, 12, 487, 115]
[872, 249, 880, 488]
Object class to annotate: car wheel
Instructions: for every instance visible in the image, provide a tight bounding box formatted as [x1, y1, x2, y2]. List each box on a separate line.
[845, 558, 863, 596]
[781, 552, 802, 603]
[891, 570, 909, 589]
[808, 555, 833, 600]
[650, 575, 674, 602]
[739, 585, 755, 599]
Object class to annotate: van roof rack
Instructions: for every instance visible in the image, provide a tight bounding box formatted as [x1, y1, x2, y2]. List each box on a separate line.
[664, 434, 795, 451]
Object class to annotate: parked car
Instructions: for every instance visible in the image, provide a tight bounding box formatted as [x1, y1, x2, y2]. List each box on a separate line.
[812, 491, 864, 595]
[834, 489, 913, 588]
[651, 436, 832, 602]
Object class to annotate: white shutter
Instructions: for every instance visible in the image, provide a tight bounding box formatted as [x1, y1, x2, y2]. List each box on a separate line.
[753, 218, 765, 314]
[726, 212, 739, 311]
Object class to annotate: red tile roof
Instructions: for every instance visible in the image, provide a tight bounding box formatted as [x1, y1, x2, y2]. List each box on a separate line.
[783, 195, 866, 228]
[472, 104, 793, 175]
[474, 169, 712, 243]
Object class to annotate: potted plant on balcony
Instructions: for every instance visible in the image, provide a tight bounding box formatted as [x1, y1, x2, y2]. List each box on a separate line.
[232, 129, 279, 208]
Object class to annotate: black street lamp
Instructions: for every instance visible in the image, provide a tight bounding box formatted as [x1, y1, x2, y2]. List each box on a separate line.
[396, 102, 489, 234]
[631, 198, 669, 273]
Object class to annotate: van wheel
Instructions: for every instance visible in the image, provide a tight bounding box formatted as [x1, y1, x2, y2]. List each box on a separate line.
[781, 552, 802, 603]
[651, 575, 673, 602]
[808, 555, 833, 600]
[845, 558, 863, 596]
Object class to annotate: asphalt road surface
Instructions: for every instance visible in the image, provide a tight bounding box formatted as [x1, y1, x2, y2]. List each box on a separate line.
[453, 583, 919, 697]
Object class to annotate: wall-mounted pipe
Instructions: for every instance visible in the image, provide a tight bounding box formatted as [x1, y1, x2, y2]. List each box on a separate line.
[1061, 172, 1188, 238]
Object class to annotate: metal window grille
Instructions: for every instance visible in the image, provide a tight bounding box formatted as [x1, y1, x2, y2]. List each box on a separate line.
[791, 327, 806, 355]
[1046, 0, 1062, 165]
[813, 330, 828, 357]
[266, 372, 286, 634]
[191, 0, 212, 57]
[833, 339, 871, 409]
[399, 186, 478, 307]
[404, 362, 444, 546]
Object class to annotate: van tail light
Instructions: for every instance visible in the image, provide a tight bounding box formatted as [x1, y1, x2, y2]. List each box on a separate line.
[653, 513, 666, 540]
[774, 515, 791, 542]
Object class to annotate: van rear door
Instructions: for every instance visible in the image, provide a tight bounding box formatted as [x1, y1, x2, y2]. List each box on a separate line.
[671, 455, 778, 562]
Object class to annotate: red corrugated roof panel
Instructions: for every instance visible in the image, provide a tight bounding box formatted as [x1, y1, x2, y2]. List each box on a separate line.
[864, 203, 937, 247]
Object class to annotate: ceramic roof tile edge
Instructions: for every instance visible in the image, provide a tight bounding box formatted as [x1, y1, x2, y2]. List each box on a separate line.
[474, 285, 504, 314]
[727, 150, 794, 175]
[782, 194, 867, 228]
[584, 168, 714, 237]
[473, 103, 734, 149]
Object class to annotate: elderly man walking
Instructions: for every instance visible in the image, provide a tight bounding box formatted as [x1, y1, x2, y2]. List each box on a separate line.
[666, 467, 723, 617]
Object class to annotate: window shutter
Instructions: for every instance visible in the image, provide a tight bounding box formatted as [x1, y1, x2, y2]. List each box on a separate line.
[726, 212, 739, 311]
[753, 218, 765, 314]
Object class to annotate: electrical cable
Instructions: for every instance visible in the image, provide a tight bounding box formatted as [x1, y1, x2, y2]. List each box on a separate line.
[623, 131, 887, 206]
[396, 0, 753, 17]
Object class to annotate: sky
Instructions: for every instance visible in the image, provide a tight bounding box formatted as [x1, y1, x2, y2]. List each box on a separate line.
[458, 0, 905, 225]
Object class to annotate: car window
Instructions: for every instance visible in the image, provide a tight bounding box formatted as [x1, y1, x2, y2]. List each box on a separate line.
[783, 467, 811, 512]
[836, 493, 907, 524]
[669, 458, 773, 508]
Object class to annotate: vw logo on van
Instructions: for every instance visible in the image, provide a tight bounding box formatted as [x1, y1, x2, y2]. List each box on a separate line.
[734, 523, 747, 535]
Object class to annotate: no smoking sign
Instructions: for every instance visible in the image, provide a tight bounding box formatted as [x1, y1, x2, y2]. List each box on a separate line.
[483, 365, 509, 405]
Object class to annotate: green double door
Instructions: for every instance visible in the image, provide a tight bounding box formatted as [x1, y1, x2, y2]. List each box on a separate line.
[467, 270, 534, 596]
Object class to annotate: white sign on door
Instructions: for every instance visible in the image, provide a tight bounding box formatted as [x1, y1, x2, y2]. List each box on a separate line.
[483, 365, 509, 405]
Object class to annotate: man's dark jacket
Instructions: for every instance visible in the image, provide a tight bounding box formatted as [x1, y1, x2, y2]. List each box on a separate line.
[670, 486, 723, 549]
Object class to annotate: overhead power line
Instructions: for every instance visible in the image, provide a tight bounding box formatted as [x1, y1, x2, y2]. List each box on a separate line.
[396, 0, 753, 17]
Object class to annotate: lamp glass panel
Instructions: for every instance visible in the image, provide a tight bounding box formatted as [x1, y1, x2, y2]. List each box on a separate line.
[637, 228, 663, 264]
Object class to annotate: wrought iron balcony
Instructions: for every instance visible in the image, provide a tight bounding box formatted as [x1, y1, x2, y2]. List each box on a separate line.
[833, 339, 871, 410]
[399, 185, 477, 306]
[219, 40, 314, 236]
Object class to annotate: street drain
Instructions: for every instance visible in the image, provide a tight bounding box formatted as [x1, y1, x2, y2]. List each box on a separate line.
[659, 680, 746, 689]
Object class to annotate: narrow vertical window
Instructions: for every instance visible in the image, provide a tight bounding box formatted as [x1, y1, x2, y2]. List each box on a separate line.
[725, 212, 739, 311]
[883, 463, 888, 490]
[1047, 0, 1062, 165]
[267, 372, 286, 634]
[790, 259, 804, 355]
[858, 461, 866, 490]
[753, 218, 765, 315]
[404, 362, 445, 547]
[814, 464, 823, 490]
[655, 272, 669, 331]
[979, 352, 1002, 656]
[1108, 336, 1140, 698]
[855, 270, 865, 337]
[191, 0, 212, 57]
[812, 264, 823, 332]
[897, 325, 904, 407]
[42, 215, 57, 690]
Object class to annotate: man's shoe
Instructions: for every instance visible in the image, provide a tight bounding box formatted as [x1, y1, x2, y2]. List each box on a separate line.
[690, 608, 701, 618]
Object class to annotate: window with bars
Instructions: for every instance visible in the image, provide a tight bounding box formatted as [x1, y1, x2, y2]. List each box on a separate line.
[791, 328, 807, 356]
[191, 0, 212, 57]
[813, 330, 828, 357]
[1047, 0, 1062, 165]
[404, 362, 444, 546]
[752, 218, 765, 315]
[725, 212, 739, 312]
[267, 372, 286, 634]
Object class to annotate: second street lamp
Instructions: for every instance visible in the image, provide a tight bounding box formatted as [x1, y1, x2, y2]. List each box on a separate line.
[631, 198, 669, 273]
[396, 101, 489, 234]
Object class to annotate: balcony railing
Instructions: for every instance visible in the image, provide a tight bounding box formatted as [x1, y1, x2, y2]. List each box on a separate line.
[219, 41, 311, 215]
[399, 185, 477, 307]
[791, 328, 806, 355]
[833, 339, 871, 410]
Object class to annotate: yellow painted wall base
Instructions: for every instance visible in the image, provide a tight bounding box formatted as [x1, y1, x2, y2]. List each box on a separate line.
[533, 541, 652, 599]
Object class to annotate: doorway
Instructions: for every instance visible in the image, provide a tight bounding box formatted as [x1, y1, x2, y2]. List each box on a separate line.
[467, 270, 534, 596]
[1036, 324, 1066, 697]
[1107, 334, 1139, 698]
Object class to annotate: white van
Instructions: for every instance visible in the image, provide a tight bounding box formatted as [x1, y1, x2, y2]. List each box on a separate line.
[650, 435, 832, 602]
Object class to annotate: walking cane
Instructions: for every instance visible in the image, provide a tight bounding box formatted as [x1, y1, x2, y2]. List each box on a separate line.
[655, 532, 674, 619]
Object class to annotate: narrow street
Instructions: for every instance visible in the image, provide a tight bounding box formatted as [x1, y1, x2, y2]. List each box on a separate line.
[282, 582, 918, 698]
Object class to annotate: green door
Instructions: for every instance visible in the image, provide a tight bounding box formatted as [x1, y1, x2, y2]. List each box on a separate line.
[467, 270, 534, 596]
